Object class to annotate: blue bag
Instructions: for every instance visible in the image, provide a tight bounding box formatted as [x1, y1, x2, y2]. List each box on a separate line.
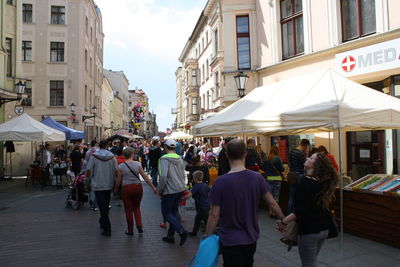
[187, 234, 220, 267]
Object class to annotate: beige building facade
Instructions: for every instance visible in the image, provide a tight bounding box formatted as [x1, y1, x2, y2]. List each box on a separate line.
[11, 0, 104, 141]
[177, 0, 258, 134]
[100, 76, 113, 138]
[177, 0, 400, 178]
[255, 0, 400, 178]
[103, 69, 130, 131]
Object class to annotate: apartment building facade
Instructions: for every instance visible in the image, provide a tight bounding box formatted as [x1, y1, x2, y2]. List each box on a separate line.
[103, 69, 130, 132]
[176, 0, 258, 134]
[177, 0, 400, 178]
[256, 0, 400, 178]
[7, 0, 104, 141]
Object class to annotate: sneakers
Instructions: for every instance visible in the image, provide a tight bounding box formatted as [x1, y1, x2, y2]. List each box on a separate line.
[179, 231, 188, 246]
[160, 223, 167, 229]
[162, 236, 175, 244]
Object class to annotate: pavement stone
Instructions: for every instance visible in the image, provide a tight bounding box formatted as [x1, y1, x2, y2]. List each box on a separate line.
[1, 179, 399, 267]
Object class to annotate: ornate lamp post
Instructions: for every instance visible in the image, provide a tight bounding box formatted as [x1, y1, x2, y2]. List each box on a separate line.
[0, 81, 25, 107]
[82, 106, 97, 140]
[234, 71, 249, 98]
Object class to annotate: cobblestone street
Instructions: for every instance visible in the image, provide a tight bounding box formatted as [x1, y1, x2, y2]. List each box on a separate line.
[0, 179, 276, 267]
[1, 179, 399, 267]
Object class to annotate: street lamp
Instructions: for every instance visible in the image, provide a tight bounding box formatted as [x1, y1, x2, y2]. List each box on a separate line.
[82, 105, 97, 140]
[69, 102, 77, 127]
[0, 81, 26, 107]
[234, 71, 249, 98]
[69, 102, 76, 113]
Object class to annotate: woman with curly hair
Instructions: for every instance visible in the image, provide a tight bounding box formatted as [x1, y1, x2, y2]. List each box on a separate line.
[277, 152, 339, 267]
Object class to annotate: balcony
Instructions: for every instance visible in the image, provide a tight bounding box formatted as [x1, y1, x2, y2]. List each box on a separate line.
[171, 108, 178, 114]
[186, 112, 200, 123]
[184, 85, 199, 97]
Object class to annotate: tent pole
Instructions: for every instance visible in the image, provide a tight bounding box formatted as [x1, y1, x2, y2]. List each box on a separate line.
[338, 127, 344, 253]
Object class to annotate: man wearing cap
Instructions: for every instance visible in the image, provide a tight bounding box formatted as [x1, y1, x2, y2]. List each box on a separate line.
[86, 140, 119, 236]
[158, 139, 188, 246]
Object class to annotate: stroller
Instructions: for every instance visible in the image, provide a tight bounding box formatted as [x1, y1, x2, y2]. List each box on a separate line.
[65, 172, 89, 210]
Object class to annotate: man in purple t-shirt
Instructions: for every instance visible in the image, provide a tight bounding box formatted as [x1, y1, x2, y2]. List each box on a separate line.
[206, 139, 284, 266]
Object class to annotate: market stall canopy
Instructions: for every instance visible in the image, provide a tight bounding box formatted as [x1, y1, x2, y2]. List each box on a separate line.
[165, 131, 193, 140]
[41, 117, 85, 140]
[132, 134, 144, 139]
[0, 114, 65, 141]
[194, 69, 400, 137]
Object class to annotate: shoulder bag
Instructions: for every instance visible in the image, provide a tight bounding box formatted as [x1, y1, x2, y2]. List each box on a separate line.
[124, 162, 141, 181]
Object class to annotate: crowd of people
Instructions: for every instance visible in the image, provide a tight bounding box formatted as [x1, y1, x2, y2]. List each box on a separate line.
[34, 135, 339, 266]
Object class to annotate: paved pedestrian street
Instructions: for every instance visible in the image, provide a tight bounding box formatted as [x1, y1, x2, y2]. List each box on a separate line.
[1, 179, 399, 267]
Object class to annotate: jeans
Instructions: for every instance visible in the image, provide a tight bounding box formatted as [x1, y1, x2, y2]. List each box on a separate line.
[298, 230, 328, 267]
[95, 190, 112, 233]
[161, 192, 185, 237]
[89, 191, 98, 209]
[267, 180, 281, 203]
[192, 206, 209, 234]
[150, 167, 158, 187]
[122, 184, 143, 234]
[221, 242, 257, 267]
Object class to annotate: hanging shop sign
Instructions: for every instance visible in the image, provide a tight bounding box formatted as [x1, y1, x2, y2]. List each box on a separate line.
[335, 38, 400, 77]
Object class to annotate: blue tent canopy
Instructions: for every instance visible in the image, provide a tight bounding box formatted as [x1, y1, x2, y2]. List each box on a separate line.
[41, 117, 85, 140]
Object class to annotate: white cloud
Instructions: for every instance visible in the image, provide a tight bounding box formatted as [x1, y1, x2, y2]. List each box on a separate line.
[95, 0, 203, 61]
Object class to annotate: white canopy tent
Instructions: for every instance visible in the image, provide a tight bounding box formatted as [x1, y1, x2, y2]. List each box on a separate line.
[165, 131, 193, 140]
[194, 69, 400, 247]
[194, 69, 400, 137]
[0, 114, 65, 142]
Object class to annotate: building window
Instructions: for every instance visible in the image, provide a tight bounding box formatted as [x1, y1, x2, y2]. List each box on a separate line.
[51, 6, 65, 24]
[191, 69, 197, 86]
[280, 0, 304, 59]
[6, 0, 13, 5]
[236, 16, 251, 69]
[85, 49, 88, 70]
[206, 60, 209, 78]
[50, 81, 64, 106]
[215, 72, 220, 98]
[393, 76, 400, 98]
[90, 27, 93, 42]
[22, 41, 32, 61]
[22, 81, 32, 106]
[214, 29, 218, 55]
[85, 85, 88, 107]
[85, 17, 88, 35]
[23, 4, 33, 23]
[192, 98, 197, 114]
[90, 57, 92, 76]
[341, 0, 376, 42]
[6, 38, 12, 77]
[202, 65, 205, 83]
[50, 42, 64, 62]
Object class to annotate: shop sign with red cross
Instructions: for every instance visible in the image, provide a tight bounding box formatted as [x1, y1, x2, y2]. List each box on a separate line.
[341, 56, 356, 72]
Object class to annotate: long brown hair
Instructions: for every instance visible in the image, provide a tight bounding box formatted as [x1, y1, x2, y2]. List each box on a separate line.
[312, 153, 339, 210]
[267, 146, 279, 161]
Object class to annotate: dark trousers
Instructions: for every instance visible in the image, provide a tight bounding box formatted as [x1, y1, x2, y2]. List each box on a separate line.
[161, 192, 184, 237]
[192, 206, 209, 234]
[95, 190, 112, 232]
[221, 243, 257, 267]
[150, 167, 158, 187]
[122, 184, 143, 234]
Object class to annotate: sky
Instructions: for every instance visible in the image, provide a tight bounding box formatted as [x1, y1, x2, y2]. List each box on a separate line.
[95, 0, 208, 132]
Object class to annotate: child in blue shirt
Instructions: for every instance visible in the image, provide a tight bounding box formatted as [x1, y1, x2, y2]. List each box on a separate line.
[183, 170, 210, 236]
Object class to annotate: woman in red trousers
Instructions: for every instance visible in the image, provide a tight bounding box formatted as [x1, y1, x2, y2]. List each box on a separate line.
[115, 147, 158, 235]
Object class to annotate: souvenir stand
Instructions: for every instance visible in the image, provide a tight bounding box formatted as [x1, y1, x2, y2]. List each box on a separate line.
[194, 69, 400, 248]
